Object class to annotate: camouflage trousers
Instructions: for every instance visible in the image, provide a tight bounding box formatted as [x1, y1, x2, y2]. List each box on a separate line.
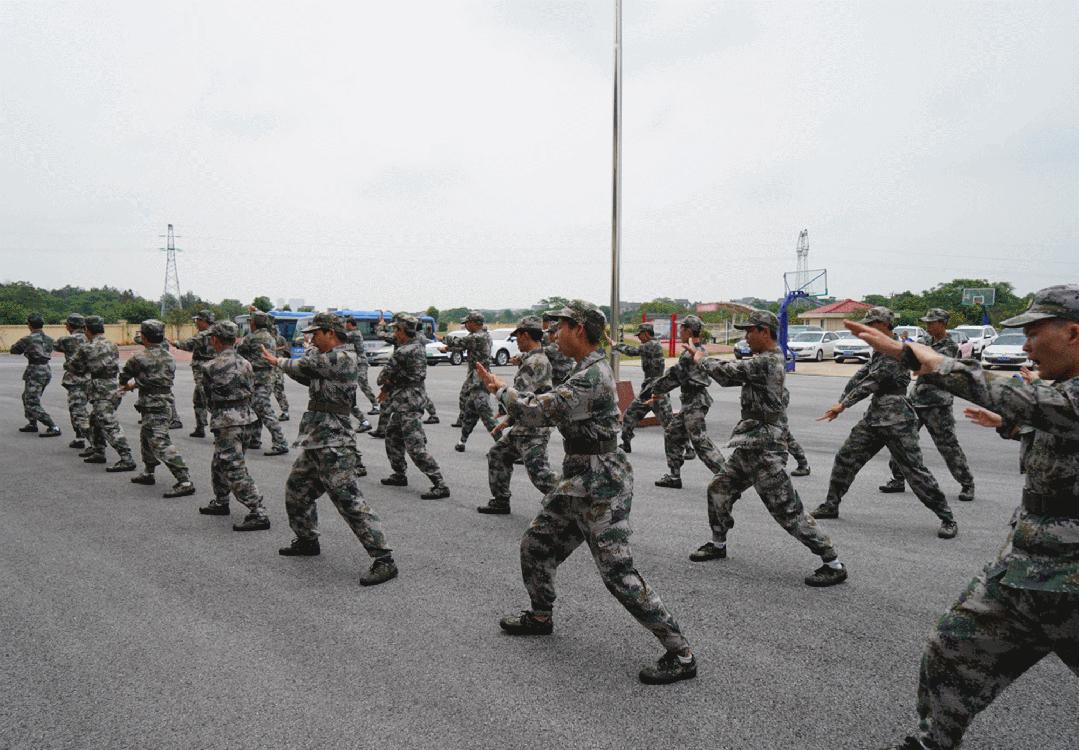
[192, 367, 209, 428]
[520, 472, 691, 653]
[138, 409, 190, 482]
[356, 365, 378, 410]
[88, 395, 132, 460]
[825, 419, 954, 522]
[64, 383, 92, 438]
[386, 408, 444, 483]
[285, 445, 390, 556]
[459, 384, 495, 441]
[620, 393, 672, 443]
[912, 567, 1079, 750]
[889, 405, 974, 489]
[209, 425, 265, 517]
[375, 393, 435, 432]
[272, 369, 290, 414]
[21, 367, 56, 428]
[244, 379, 288, 450]
[785, 428, 809, 469]
[487, 430, 559, 501]
[707, 448, 836, 560]
[664, 405, 725, 477]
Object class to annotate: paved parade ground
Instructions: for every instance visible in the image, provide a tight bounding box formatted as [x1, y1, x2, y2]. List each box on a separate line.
[1, 355, 1074, 750]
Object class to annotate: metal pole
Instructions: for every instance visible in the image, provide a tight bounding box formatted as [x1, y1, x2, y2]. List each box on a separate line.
[609, 0, 622, 379]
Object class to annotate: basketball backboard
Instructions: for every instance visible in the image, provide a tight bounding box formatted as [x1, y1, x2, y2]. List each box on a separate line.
[961, 287, 996, 306]
[784, 269, 828, 298]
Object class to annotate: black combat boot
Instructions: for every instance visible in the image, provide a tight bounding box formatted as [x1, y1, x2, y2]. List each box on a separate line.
[106, 458, 137, 473]
[499, 610, 553, 635]
[189, 426, 206, 438]
[938, 520, 958, 539]
[198, 501, 231, 515]
[360, 557, 398, 586]
[689, 542, 726, 562]
[39, 426, 61, 438]
[638, 650, 697, 685]
[163, 481, 196, 498]
[654, 474, 682, 489]
[380, 474, 407, 486]
[810, 503, 839, 519]
[804, 563, 848, 587]
[278, 537, 320, 556]
[791, 464, 811, 477]
[18, 423, 38, 433]
[130, 473, 156, 485]
[477, 497, 511, 515]
[233, 513, 271, 532]
[879, 478, 905, 493]
[421, 484, 450, 500]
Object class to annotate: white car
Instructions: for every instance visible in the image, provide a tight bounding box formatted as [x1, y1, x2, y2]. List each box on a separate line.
[894, 325, 930, 344]
[787, 331, 842, 361]
[953, 325, 997, 356]
[833, 331, 872, 363]
[487, 328, 521, 367]
[981, 330, 1033, 369]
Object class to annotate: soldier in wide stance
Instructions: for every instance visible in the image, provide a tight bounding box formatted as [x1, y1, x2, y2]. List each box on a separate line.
[11, 313, 61, 438]
[608, 322, 671, 453]
[172, 310, 217, 438]
[70, 315, 136, 472]
[478, 300, 697, 685]
[53, 313, 92, 448]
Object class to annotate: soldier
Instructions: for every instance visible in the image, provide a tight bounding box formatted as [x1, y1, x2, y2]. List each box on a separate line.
[343, 316, 379, 427]
[11, 313, 61, 437]
[69, 315, 136, 471]
[811, 307, 958, 539]
[119, 320, 196, 498]
[172, 310, 217, 438]
[369, 312, 438, 438]
[848, 286, 1079, 750]
[879, 308, 975, 502]
[54, 313, 92, 447]
[784, 388, 812, 476]
[476, 300, 697, 685]
[261, 313, 397, 585]
[197, 320, 270, 531]
[441, 310, 496, 451]
[683, 310, 847, 587]
[479, 316, 559, 515]
[270, 315, 291, 421]
[639, 315, 726, 489]
[378, 313, 450, 500]
[237, 310, 289, 456]
[608, 322, 672, 453]
[136, 331, 183, 430]
[541, 312, 575, 387]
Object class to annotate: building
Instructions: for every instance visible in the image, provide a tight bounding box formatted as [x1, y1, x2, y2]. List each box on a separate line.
[797, 298, 872, 331]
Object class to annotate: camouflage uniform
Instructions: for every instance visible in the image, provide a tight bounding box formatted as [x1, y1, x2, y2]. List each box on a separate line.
[54, 317, 92, 440]
[10, 324, 58, 431]
[69, 325, 134, 463]
[543, 332, 575, 387]
[346, 327, 379, 412]
[499, 302, 690, 655]
[487, 331, 559, 508]
[174, 312, 217, 432]
[378, 320, 447, 489]
[278, 314, 390, 555]
[444, 312, 496, 445]
[272, 331, 291, 417]
[639, 338, 726, 479]
[887, 322, 974, 498]
[817, 348, 955, 526]
[613, 325, 672, 446]
[119, 324, 191, 484]
[202, 326, 266, 518]
[892, 285, 1079, 750]
[783, 388, 811, 472]
[237, 315, 288, 452]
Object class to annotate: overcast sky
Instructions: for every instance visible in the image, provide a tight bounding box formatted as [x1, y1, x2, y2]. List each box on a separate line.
[2, 1, 1077, 311]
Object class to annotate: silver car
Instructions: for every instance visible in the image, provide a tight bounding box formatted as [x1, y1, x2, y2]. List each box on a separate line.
[787, 331, 841, 361]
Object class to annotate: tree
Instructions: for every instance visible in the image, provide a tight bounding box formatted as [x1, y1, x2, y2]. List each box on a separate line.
[0, 301, 30, 325]
[117, 299, 160, 323]
[251, 296, 273, 312]
[425, 305, 440, 321]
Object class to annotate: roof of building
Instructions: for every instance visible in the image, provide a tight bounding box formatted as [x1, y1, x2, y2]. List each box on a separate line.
[801, 298, 872, 316]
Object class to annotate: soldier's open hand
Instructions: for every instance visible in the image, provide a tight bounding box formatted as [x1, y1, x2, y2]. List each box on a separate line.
[259, 344, 278, 367]
[684, 342, 706, 363]
[964, 406, 1003, 429]
[475, 363, 505, 393]
[817, 402, 846, 422]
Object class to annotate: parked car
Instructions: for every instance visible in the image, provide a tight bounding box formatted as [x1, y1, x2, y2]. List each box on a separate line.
[786, 324, 823, 336]
[487, 328, 521, 366]
[733, 338, 752, 359]
[833, 331, 872, 363]
[442, 329, 467, 365]
[787, 331, 842, 361]
[981, 330, 1033, 369]
[425, 338, 452, 365]
[894, 325, 930, 344]
[946, 329, 974, 358]
[953, 325, 997, 356]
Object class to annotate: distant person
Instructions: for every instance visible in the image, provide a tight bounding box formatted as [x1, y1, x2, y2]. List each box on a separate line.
[608, 322, 672, 453]
[440, 310, 496, 451]
[237, 309, 289, 456]
[172, 310, 217, 438]
[68, 315, 136, 471]
[53, 313, 91, 447]
[343, 316, 378, 428]
[269, 316, 291, 421]
[11, 312, 61, 437]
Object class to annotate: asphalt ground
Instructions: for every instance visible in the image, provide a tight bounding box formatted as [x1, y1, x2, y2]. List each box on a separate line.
[0, 353, 1074, 750]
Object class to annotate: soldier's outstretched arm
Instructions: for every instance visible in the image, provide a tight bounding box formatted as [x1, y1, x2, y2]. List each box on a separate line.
[690, 345, 751, 387]
[9, 336, 28, 355]
[638, 364, 683, 401]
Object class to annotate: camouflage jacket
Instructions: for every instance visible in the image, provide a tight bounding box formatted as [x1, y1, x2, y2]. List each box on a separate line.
[614, 339, 666, 388]
[444, 329, 491, 390]
[639, 346, 713, 410]
[544, 341, 574, 386]
[119, 346, 176, 413]
[922, 358, 1079, 593]
[11, 331, 54, 381]
[499, 350, 626, 498]
[378, 338, 428, 412]
[909, 335, 959, 408]
[68, 336, 121, 400]
[346, 329, 370, 371]
[839, 350, 916, 427]
[237, 328, 277, 384]
[174, 329, 216, 369]
[699, 349, 787, 450]
[54, 332, 89, 387]
[503, 348, 553, 437]
[274, 333, 291, 358]
[279, 343, 357, 449]
[202, 347, 255, 429]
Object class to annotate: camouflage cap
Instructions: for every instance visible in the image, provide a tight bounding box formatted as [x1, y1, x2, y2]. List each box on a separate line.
[395, 312, 420, 334]
[193, 309, 216, 323]
[680, 314, 704, 334]
[1001, 284, 1079, 327]
[461, 310, 485, 325]
[511, 315, 544, 338]
[85, 315, 105, 332]
[302, 312, 348, 335]
[210, 320, 240, 341]
[250, 310, 269, 328]
[541, 309, 561, 322]
[26, 312, 44, 327]
[552, 299, 607, 337]
[861, 306, 897, 327]
[733, 309, 779, 332]
[636, 322, 655, 335]
[919, 308, 950, 323]
[66, 313, 86, 328]
[140, 319, 165, 339]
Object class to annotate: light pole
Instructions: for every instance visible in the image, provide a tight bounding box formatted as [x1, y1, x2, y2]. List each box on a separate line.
[609, 0, 623, 379]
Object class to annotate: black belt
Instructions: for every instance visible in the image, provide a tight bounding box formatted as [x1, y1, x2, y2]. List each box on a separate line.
[1022, 489, 1079, 518]
[562, 437, 618, 455]
[140, 385, 172, 395]
[308, 400, 352, 416]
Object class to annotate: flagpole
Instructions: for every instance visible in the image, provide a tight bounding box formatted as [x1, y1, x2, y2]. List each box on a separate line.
[610, 0, 623, 379]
